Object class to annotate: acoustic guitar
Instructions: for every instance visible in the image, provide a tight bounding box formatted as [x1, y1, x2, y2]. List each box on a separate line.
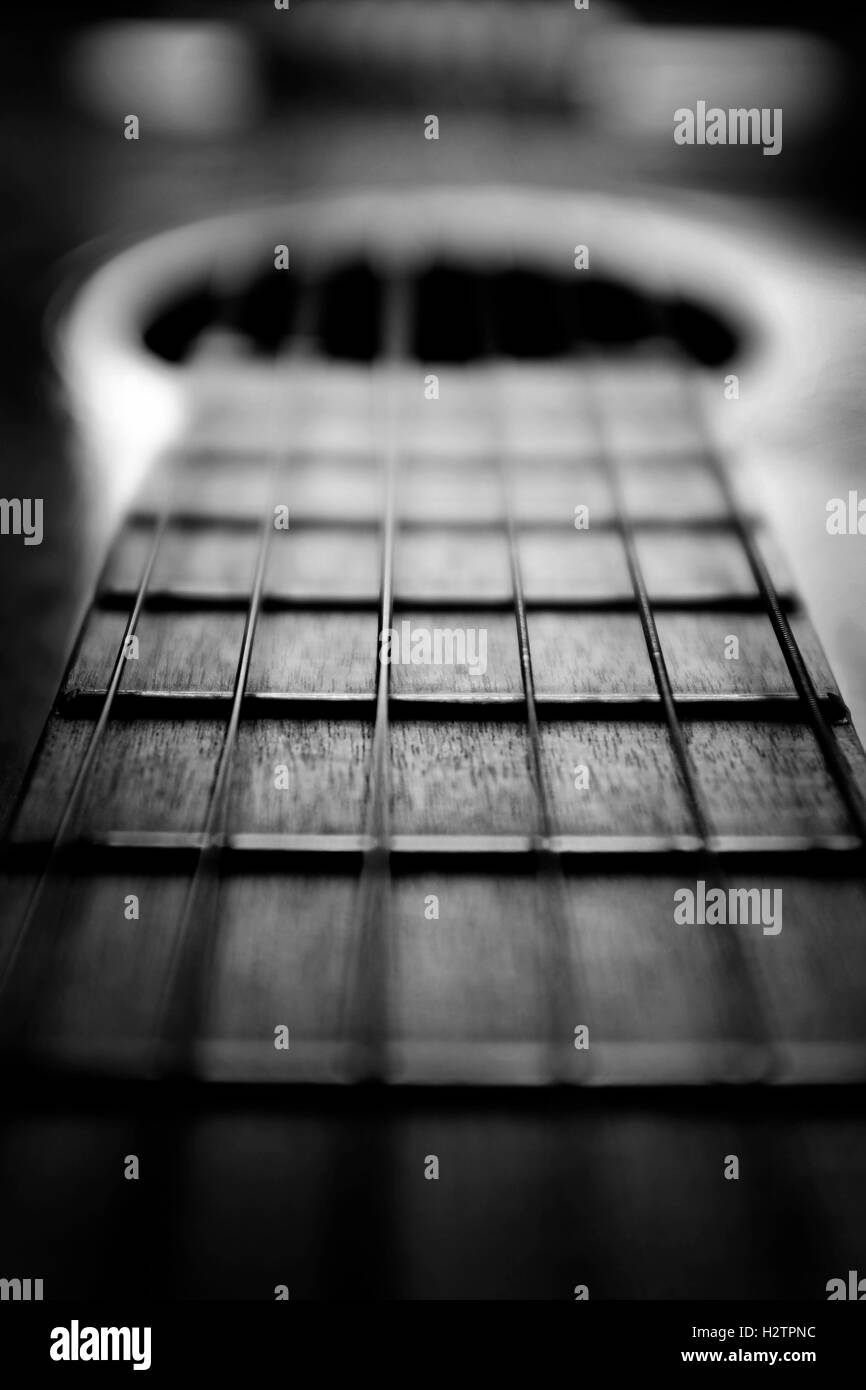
[2, 186, 865, 1299]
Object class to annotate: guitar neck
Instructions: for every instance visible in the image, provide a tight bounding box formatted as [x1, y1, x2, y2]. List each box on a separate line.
[4, 310, 866, 1085]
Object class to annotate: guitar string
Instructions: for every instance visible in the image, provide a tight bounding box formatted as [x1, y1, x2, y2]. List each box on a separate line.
[586, 351, 779, 1080]
[480, 270, 591, 1085]
[339, 273, 408, 1082]
[147, 275, 320, 1078]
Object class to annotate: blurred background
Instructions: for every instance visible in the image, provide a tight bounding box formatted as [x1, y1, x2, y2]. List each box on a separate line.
[3, 0, 866, 811]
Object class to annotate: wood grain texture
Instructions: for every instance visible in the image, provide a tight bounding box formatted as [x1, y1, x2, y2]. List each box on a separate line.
[655, 611, 837, 697]
[389, 611, 521, 695]
[529, 611, 657, 697]
[541, 721, 692, 836]
[79, 719, 226, 834]
[684, 720, 850, 837]
[127, 612, 245, 694]
[14, 717, 226, 839]
[247, 610, 378, 695]
[67, 609, 246, 696]
[389, 719, 538, 835]
[12, 715, 95, 842]
[229, 719, 372, 834]
[64, 609, 129, 696]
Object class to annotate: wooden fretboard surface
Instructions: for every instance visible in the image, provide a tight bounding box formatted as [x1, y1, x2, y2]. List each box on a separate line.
[2, 339, 866, 1087]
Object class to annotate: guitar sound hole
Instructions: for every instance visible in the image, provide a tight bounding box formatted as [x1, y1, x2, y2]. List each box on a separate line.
[140, 261, 740, 365]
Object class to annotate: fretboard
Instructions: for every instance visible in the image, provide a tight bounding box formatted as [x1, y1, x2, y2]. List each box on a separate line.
[3, 345, 866, 1087]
